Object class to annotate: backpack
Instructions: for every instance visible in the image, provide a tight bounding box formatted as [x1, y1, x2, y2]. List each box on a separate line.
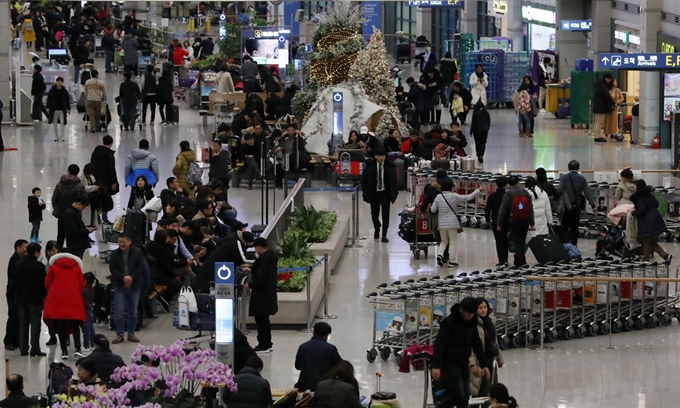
[80, 69, 92, 86]
[47, 362, 73, 397]
[55, 30, 64, 42]
[511, 194, 531, 222]
[24, 21, 34, 32]
[187, 160, 202, 185]
[518, 90, 532, 114]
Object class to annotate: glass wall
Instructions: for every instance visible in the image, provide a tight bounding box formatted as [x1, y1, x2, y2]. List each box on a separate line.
[384, 2, 417, 57]
[431, 7, 459, 58]
[301, 1, 334, 20]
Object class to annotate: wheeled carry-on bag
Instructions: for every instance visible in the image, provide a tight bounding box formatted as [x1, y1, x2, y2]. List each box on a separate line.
[124, 209, 147, 248]
[394, 158, 406, 190]
[166, 104, 180, 124]
[528, 233, 571, 264]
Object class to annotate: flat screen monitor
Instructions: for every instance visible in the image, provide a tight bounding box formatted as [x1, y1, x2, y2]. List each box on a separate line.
[48, 49, 68, 60]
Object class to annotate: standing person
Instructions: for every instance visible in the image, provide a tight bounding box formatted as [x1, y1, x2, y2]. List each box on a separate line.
[102, 28, 120, 73]
[417, 45, 437, 73]
[14, 242, 47, 357]
[469, 64, 488, 106]
[109, 233, 147, 344]
[244, 238, 278, 353]
[524, 176, 553, 235]
[172, 141, 197, 192]
[431, 298, 490, 408]
[431, 179, 484, 268]
[91, 135, 119, 224]
[72, 39, 91, 86]
[592, 73, 616, 143]
[81, 273, 95, 351]
[209, 139, 231, 186]
[124, 139, 160, 187]
[439, 52, 458, 104]
[314, 361, 363, 408]
[615, 168, 636, 206]
[537, 57, 553, 111]
[84, 69, 106, 133]
[27, 187, 45, 243]
[52, 164, 85, 248]
[21, 12, 36, 50]
[79, 164, 102, 227]
[156, 70, 174, 125]
[44, 248, 86, 360]
[216, 65, 236, 93]
[295, 322, 342, 392]
[240, 55, 260, 95]
[451, 82, 473, 126]
[485, 176, 509, 267]
[488, 384, 519, 408]
[63, 195, 94, 259]
[469, 101, 490, 164]
[535, 167, 560, 216]
[30, 65, 47, 122]
[361, 147, 398, 243]
[469, 298, 504, 399]
[4, 240, 28, 351]
[556, 160, 596, 245]
[122, 33, 139, 74]
[631, 179, 672, 262]
[172, 39, 188, 65]
[513, 76, 535, 138]
[420, 68, 443, 124]
[226, 356, 273, 407]
[199, 37, 214, 59]
[46, 76, 71, 142]
[497, 176, 535, 267]
[140, 65, 157, 124]
[605, 79, 625, 139]
[119, 71, 141, 132]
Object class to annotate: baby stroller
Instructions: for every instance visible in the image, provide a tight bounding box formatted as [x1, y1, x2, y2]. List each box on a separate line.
[399, 100, 419, 131]
[595, 221, 638, 259]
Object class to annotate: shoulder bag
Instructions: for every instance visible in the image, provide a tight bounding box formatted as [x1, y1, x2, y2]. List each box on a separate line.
[441, 194, 464, 233]
[567, 173, 586, 210]
[481, 322, 500, 357]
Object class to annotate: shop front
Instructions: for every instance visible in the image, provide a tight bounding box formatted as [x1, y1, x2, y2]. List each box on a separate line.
[657, 32, 680, 145]
[612, 21, 641, 103]
[521, 4, 555, 51]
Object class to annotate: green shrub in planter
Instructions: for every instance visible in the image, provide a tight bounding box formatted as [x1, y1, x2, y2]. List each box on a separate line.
[289, 206, 338, 243]
[277, 230, 315, 292]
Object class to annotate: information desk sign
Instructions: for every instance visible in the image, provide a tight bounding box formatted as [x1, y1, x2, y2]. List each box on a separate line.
[599, 53, 680, 69]
[214, 262, 235, 367]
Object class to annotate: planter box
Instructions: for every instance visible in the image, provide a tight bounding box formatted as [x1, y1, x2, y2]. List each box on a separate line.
[245, 215, 349, 328]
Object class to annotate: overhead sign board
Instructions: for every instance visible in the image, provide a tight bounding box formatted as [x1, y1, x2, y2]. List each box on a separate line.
[560, 20, 592, 32]
[408, 0, 464, 7]
[521, 6, 555, 25]
[599, 53, 680, 69]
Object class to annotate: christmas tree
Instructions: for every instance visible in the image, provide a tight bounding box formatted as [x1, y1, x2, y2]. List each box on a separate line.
[348, 26, 394, 108]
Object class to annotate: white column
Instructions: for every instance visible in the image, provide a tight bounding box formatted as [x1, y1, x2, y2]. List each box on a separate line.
[415, 7, 432, 38]
[506, 0, 523, 51]
[591, 0, 612, 69]
[0, 2, 10, 121]
[638, 0, 662, 145]
[556, 0, 588, 78]
[461, 0, 478, 41]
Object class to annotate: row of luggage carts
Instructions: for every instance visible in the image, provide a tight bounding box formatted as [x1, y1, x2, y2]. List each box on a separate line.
[365, 257, 678, 363]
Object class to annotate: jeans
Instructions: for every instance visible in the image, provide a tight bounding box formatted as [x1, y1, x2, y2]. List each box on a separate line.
[52, 110, 66, 140]
[492, 226, 508, 264]
[83, 309, 95, 348]
[32, 93, 47, 120]
[122, 103, 136, 129]
[74, 65, 81, 84]
[30, 221, 41, 239]
[18, 303, 43, 354]
[114, 287, 140, 337]
[510, 223, 529, 267]
[438, 228, 458, 262]
[370, 190, 391, 236]
[254, 315, 272, 348]
[105, 50, 114, 72]
[142, 99, 156, 122]
[438, 365, 471, 408]
[518, 112, 533, 134]
[561, 208, 581, 245]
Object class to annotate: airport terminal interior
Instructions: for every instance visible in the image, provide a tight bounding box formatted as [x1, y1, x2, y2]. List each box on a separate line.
[1, 1, 680, 407]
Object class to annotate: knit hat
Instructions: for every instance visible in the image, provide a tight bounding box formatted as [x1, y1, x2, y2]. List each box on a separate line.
[460, 297, 481, 314]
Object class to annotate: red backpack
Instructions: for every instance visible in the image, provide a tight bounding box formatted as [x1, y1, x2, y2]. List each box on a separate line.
[518, 90, 532, 114]
[511, 194, 531, 222]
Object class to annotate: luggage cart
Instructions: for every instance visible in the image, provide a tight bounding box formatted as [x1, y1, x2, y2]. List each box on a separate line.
[213, 103, 236, 134]
[402, 174, 439, 259]
[119, 102, 142, 131]
[84, 100, 109, 132]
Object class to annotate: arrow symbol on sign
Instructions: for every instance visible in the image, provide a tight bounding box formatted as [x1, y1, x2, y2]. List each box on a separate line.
[601, 56, 610, 64]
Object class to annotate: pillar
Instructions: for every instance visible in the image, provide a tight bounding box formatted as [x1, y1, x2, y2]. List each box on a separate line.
[638, 0, 662, 146]
[415, 8, 432, 38]
[506, 0, 523, 51]
[0, 3, 10, 121]
[461, 0, 478, 40]
[590, 0, 612, 70]
[556, 0, 588, 78]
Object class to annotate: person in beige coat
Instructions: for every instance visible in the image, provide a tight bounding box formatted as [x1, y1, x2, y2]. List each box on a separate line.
[469, 298, 504, 398]
[615, 168, 636, 206]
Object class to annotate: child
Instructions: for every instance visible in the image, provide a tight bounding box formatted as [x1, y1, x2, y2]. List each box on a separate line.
[449, 121, 468, 156]
[82, 272, 96, 351]
[450, 92, 464, 125]
[27, 187, 45, 243]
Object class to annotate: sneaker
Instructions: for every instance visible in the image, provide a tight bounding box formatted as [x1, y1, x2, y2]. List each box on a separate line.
[448, 262, 459, 268]
[526, 133, 534, 138]
[437, 255, 444, 267]
[111, 336, 125, 345]
[127, 334, 140, 343]
[160, 121, 167, 125]
[254, 345, 272, 354]
[61, 352, 68, 360]
[74, 349, 86, 358]
[594, 138, 607, 143]
[540, 108, 546, 113]
[81, 347, 91, 354]
[665, 254, 673, 263]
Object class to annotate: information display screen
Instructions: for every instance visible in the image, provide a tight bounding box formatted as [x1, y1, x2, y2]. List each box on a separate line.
[215, 298, 234, 344]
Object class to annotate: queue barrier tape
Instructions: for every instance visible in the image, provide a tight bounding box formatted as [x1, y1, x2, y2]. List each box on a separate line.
[277, 254, 328, 273]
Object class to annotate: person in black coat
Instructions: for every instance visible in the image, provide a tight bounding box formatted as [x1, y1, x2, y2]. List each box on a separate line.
[91, 135, 119, 223]
[140, 65, 158, 123]
[30, 65, 48, 121]
[145, 230, 183, 305]
[295, 322, 343, 392]
[238, 134, 262, 190]
[27, 188, 45, 243]
[0, 374, 38, 408]
[84, 334, 126, 384]
[484, 176, 508, 267]
[361, 147, 398, 243]
[592, 74, 616, 142]
[46, 77, 71, 142]
[199, 37, 214, 59]
[314, 361, 362, 408]
[126, 175, 154, 210]
[4, 240, 28, 351]
[234, 328, 257, 375]
[225, 356, 272, 408]
[265, 92, 285, 120]
[14, 243, 47, 357]
[420, 68, 443, 124]
[282, 84, 300, 115]
[245, 238, 278, 352]
[405, 77, 428, 128]
[470, 101, 491, 163]
[194, 232, 255, 293]
[630, 180, 671, 262]
[119, 71, 141, 131]
[451, 82, 473, 125]
[431, 298, 490, 408]
[63, 196, 94, 259]
[156, 71, 174, 124]
[102, 30, 120, 73]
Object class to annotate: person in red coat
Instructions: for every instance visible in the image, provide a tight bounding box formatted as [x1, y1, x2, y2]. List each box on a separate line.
[44, 249, 86, 361]
[172, 40, 188, 66]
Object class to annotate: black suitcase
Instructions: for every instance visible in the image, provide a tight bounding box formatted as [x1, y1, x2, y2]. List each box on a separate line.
[166, 104, 179, 124]
[124, 209, 147, 248]
[394, 158, 406, 190]
[528, 233, 571, 264]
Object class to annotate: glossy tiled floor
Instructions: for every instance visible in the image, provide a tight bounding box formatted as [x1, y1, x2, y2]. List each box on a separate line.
[1, 57, 679, 407]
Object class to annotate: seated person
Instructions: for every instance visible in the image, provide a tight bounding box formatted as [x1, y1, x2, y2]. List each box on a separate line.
[69, 358, 106, 397]
[417, 132, 438, 160]
[194, 231, 255, 293]
[400, 130, 422, 155]
[383, 128, 401, 153]
[211, 182, 238, 226]
[178, 221, 209, 260]
[162, 200, 187, 225]
[167, 229, 195, 287]
[265, 92, 285, 120]
[449, 121, 468, 156]
[145, 229, 183, 309]
[238, 134, 262, 190]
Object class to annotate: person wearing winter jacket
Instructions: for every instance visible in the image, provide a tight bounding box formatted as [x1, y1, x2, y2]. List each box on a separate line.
[469, 298, 505, 399]
[126, 175, 154, 210]
[156, 70, 174, 124]
[400, 130, 422, 155]
[420, 68, 443, 124]
[91, 135, 119, 224]
[630, 179, 671, 262]
[431, 298, 490, 408]
[52, 164, 85, 248]
[79, 164, 102, 227]
[314, 361, 362, 408]
[119, 71, 141, 131]
[497, 176, 535, 267]
[225, 356, 272, 408]
[124, 139, 159, 187]
[615, 168, 636, 206]
[524, 176, 553, 236]
[469, 64, 488, 106]
[122, 33, 139, 74]
[46, 76, 71, 142]
[102, 31, 120, 73]
[488, 383, 519, 408]
[592, 74, 616, 142]
[140, 65, 157, 124]
[216, 65, 236, 93]
[451, 82, 473, 125]
[30, 65, 48, 122]
[194, 231, 255, 293]
[172, 40, 188, 65]
[431, 179, 484, 268]
[85, 334, 126, 384]
[405, 77, 428, 128]
[469, 101, 490, 164]
[439, 52, 458, 102]
[485, 176, 508, 267]
[172, 141, 197, 192]
[512, 76, 536, 138]
[63, 196, 95, 259]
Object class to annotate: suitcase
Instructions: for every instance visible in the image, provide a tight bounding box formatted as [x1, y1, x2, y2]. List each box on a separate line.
[124, 209, 147, 248]
[575, 58, 594, 71]
[431, 159, 450, 170]
[556, 103, 569, 119]
[528, 234, 571, 264]
[166, 104, 179, 124]
[202, 147, 212, 163]
[460, 156, 475, 172]
[394, 158, 406, 190]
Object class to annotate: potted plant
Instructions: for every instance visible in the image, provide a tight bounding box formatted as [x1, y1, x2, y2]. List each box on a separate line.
[277, 230, 316, 292]
[289, 206, 339, 243]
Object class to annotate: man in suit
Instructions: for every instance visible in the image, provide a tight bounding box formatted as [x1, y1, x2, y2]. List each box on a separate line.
[361, 147, 398, 243]
[4, 240, 28, 351]
[294, 322, 342, 392]
[556, 160, 596, 245]
[244, 237, 278, 353]
[14, 243, 47, 357]
[0, 374, 38, 408]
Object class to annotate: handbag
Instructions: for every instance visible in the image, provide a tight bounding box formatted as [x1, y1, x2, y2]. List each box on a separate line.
[112, 214, 126, 232]
[178, 286, 198, 312]
[482, 324, 500, 357]
[440, 194, 464, 233]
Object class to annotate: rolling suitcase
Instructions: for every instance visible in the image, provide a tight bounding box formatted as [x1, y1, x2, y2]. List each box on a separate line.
[124, 209, 147, 248]
[393, 158, 406, 190]
[528, 233, 571, 264]
[166, 104, 180, 124]
[202, 147, 212, 163]
[556, 103, 569, 119]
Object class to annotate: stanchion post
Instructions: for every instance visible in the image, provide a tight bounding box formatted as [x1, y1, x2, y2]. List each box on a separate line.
[540, 281, 545, 350]
[346, 190, 356, 247]
[316, 254, 337, 320]
[298, 267, 314, 333]
[351, 186, 363, 248]
[356, 184, 366, 241]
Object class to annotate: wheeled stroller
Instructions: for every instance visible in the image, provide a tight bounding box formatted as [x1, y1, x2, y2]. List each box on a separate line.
[596, 221, 638, 259]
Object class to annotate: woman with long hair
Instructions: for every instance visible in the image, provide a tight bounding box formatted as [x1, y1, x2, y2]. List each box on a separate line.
[488, 383, 519, 408]
[524, 176, 553, 235]
[605, 79, 625, 139]
[469, 298, 504, 399]
[631, 179, 672, 262]
[172, 140, 197, 192]
[313, 360, 362, 408]
[615, 168, 636, 206]
[344, 130, 361, 149]
[127, 175, 154, 210]
[79, 163, 101, 226]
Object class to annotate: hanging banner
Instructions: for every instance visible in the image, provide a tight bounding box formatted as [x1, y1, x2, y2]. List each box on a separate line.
[362, 2, 382, 40]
